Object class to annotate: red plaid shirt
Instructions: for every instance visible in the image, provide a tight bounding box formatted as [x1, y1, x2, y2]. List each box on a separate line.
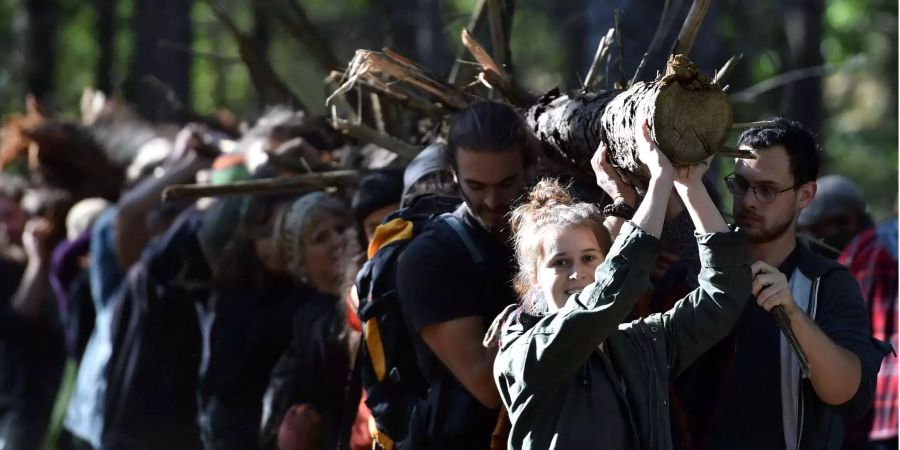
[839, 224, 898, 440]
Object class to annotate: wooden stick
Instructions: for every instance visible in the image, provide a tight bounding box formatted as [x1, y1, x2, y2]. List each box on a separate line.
[162, 170, 362, 201]
[674, 0, 712, 56]
[461, 28, 508, 80]
[614, 10, 627, 88]
[633, 0, 679, 83]
[584, 28, 615, 89]
[486, 0, 511, 72]
[714, 54, 743, 85]
[459, 28, 532, 105]
[716, 147, 757, 159]
[731, 120, 774, 129]
[448, 0, 489, 85]
[729, 61, 849, 103]
[630, 53, 649, 87]
[332, 118, 422, 160]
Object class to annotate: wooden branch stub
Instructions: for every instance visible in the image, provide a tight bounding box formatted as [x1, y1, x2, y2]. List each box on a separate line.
[486, 0, 512, 72]
[614, 10, 627, 88]
[717, 147, 757, 159]
[674, 0, 712, 57]
[162, 170, 361, 201]
[714, 54, 743, 86]
[332, 118, 422, 160]
[461, 28, 507, 81]
[584, 28, 615, 89]
[731, 120, 775, 129]
[448, 0, 489, 85]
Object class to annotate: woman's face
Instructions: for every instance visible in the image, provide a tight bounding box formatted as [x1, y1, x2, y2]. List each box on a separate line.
[297, 214, 350, 295]
[533, 225, 606, 312]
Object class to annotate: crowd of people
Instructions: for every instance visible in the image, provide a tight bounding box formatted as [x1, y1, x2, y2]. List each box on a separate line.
[0, 96, 895, 450]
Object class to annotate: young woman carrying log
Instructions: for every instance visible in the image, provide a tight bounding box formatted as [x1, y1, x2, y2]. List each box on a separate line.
[484, 120, 752, 450]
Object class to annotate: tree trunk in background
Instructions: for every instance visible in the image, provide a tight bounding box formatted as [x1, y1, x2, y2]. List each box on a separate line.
[24, 0, 57, 104]
[252, 1, 271, 111]
[128, 0, 192, 122]
[554, 0, 587, 90]
[95, 0, 116, 94]
[780, 0, 824, 137]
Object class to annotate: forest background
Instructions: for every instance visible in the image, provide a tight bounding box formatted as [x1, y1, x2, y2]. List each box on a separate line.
[0, 0, 896, 219]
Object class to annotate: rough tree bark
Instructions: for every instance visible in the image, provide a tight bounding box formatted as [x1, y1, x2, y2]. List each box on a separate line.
[528, 55, 733, 186]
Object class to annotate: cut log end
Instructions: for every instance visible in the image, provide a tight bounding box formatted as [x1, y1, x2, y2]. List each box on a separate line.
[653, 82, 733, 164]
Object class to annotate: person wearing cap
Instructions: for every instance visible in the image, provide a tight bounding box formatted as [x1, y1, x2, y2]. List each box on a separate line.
[352, 170, 404, 245]
[797, 174, 873, 257]
[400, 143, 458, 208]
[701, 118, 890, 450]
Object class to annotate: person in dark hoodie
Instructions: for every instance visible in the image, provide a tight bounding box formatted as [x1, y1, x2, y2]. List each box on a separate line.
[487, 122, 752, 450]
[259, 192, 358, 450]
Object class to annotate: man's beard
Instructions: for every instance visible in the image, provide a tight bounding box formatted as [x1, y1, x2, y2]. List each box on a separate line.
[743, 213, 795, 244]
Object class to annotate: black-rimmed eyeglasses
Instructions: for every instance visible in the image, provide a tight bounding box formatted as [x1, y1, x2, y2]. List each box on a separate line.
[724, 172, 796, 204]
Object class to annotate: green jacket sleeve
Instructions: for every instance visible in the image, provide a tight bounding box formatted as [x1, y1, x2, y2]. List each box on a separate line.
[507, 221, 663, 387]
[660, 229, 752, 378]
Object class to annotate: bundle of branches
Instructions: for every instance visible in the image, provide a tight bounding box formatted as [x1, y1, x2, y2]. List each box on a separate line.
[169, 0, 755, 201]
[323, 0, 745, 188]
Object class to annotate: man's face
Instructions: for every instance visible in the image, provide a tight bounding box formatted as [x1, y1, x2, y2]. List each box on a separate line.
[454, 147, 529, 233]
[0, 195, 27, 245]
[732, 145, 816, 243]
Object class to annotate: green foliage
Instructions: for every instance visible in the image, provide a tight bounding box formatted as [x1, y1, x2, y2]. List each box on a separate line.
[821, 0, 897, 220]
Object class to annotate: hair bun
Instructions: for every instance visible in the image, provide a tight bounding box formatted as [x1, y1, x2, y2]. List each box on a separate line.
[527, 178, 573, 209]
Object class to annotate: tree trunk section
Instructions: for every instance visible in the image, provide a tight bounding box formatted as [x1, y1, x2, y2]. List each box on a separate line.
[24, 0, 57, 104]
[528, 56, 732, 185]
[780, 0, 823, 137]
[128, 0, 193, 122]
[94, 0, 116, 94]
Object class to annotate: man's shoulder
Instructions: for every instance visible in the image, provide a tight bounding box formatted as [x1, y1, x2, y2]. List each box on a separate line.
[795, 240, 848, 280]
[400, 216, 473, 265]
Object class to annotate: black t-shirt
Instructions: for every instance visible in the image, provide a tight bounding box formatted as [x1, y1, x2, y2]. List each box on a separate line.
[396, 204, 517, 447]
[703, 247, 801, 450]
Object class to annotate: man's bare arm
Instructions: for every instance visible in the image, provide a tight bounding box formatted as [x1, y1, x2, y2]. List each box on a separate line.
[420, 316, 501, 408]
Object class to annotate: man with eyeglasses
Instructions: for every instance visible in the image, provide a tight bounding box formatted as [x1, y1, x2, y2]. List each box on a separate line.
[701, 118, 891, 450]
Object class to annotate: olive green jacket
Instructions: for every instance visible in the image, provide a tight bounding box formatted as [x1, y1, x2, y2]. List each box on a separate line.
[492, 221, 752, 450]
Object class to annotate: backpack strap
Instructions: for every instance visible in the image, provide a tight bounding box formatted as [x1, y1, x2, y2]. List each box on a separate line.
[438, 213, 484, 265]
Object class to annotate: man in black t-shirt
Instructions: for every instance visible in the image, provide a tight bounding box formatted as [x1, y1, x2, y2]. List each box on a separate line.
[395, 101, 536, 449]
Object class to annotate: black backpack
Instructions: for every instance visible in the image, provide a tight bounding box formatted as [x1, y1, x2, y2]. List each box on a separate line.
[346, 195, 483, 450]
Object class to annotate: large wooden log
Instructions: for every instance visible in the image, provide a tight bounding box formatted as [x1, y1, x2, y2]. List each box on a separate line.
[528, 54, 736, 185]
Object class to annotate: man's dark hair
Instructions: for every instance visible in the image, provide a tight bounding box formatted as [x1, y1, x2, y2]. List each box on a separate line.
[737, 117, 821, 185]
[444, 101, 537, 170]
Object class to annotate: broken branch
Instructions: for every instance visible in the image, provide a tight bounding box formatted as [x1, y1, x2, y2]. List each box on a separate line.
[162, 170, 361, 201]
[674, 0, 712, 57]
[584, 28, 615, 89]
[714, 54, 743, 85]
[448, 0, 489, 85]
[332, 118, 423, 160]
